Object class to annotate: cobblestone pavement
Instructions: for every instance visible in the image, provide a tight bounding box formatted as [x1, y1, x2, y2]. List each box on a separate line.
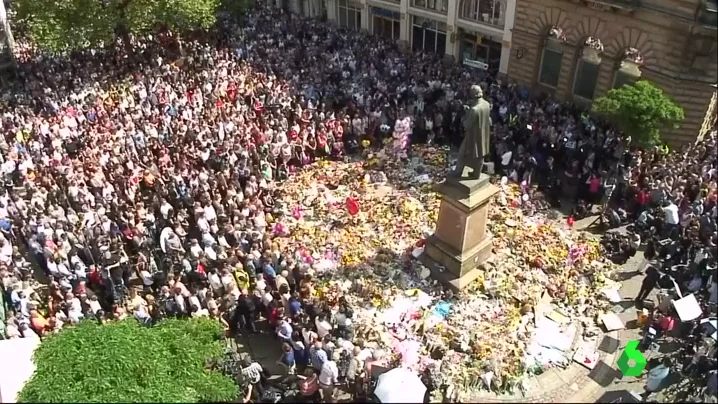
[235, 212, 661, 403]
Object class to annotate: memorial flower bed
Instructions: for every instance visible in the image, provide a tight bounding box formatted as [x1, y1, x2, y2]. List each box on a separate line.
[268, 145, 616, 398]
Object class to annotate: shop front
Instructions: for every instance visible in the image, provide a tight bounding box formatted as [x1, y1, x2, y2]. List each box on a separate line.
[459, 28, 502, 74]
[411, 16, 447, 55]
[371, 7, 401, 41]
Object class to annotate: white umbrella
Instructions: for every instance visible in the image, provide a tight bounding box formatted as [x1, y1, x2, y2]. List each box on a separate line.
[373, 368, 427, 403]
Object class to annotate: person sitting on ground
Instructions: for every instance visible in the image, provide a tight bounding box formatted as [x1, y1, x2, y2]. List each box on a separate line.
[240, 354, 268, 398]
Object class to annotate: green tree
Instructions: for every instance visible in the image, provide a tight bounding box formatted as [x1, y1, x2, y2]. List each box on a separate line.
[18, 318, 239, 403]
[13, 0, 221, 54]
[592, 80, 685, 147]
[219, 0, 253, 18]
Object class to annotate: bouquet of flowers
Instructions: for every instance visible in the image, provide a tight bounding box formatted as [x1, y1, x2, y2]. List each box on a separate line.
[391, 117, 412, 158]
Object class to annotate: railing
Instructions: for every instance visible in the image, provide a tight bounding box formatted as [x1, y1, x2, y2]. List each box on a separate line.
[457, 0, 506, 29]
[411, 0, 449, 14]
[582, 0, 640, 9]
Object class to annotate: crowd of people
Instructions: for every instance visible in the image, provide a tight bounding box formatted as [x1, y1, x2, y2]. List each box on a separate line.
[0, 1, 716, 402]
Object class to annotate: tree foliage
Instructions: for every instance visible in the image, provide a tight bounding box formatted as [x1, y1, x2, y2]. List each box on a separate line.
[18, 318, 238, 403]
[13, 0, 222, 53]
[219, 0, 254, 19]
[592, 80, 685, 147]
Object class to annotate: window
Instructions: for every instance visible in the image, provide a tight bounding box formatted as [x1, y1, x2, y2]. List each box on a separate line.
[458, 0, 506, 28]
[573, 60, 600, 100]
[538, 48, 562, 88]
[613, 56, 642, 89]
[412, 16, 446, 54]
[372, 8, 401, 41]
[337, 0, 362, 30]
[339, 7, 347, 27]
[412, 0, 448, 14]
[613, 70, 638, 89]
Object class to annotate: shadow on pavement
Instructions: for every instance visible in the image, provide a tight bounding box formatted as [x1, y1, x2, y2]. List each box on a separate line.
[595, 390, 642, 403]
[589, 360, 623, 388]
[613, 269, 642, 282]
[598, 335, 620, 355]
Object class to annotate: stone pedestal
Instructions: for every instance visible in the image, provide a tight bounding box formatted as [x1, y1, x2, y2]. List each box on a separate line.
[421, 174, 499, 291]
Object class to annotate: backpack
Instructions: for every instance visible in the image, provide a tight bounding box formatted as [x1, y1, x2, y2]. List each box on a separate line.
[299, 375, 319, 396]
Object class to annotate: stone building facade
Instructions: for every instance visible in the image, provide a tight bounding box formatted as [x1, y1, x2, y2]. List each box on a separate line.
[284, 0, 521, 76]
[507, 0, 717, 145]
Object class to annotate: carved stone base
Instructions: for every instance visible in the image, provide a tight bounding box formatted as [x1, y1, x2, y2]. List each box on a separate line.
[421, 174, 499, 291]
[422, 234, 493, 279]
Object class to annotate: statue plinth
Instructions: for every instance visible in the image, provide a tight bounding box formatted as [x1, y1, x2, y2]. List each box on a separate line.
[421, 173, 499, 292]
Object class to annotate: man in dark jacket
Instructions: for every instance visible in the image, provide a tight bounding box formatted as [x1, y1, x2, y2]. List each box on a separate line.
[635, 263, 662, 302]
[236, 289, 257, 333]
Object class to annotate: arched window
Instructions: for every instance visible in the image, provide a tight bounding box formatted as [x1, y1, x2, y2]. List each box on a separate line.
[572, 37, 603, 100]
[537, 26, 567, 88]
[458, 0, 506, 28]
[613, 47, 643, 89]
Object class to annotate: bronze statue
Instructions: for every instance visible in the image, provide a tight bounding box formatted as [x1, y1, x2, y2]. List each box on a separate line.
[450, 85, 492, 180]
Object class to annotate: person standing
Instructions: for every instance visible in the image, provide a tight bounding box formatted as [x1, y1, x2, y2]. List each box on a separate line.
[318, 351, 340, 403]
[635, 263, 661, 303]
[346, 346, 364, 400]
[236, 289, 257, 334]
[662, 199, 680, 237]
[309, 340, 328, 373]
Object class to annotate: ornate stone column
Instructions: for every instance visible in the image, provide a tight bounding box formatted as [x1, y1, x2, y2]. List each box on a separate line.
[444, 0, 458, 60]
[399, 0, 410, 48]
[327, 0, 337, 22]
[499, 0, 517, 76]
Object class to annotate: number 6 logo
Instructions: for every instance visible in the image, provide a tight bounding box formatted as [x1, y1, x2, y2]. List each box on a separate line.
[617, 340, 647, 377]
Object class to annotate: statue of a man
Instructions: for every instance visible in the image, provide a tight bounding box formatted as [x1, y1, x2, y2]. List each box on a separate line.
[450, 85, 492, 180]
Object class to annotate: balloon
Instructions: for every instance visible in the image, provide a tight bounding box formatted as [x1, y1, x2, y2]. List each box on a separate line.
[567, 216, 575, 227]
[346, 197, 360, 216]
[522, 194, 529, 202]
